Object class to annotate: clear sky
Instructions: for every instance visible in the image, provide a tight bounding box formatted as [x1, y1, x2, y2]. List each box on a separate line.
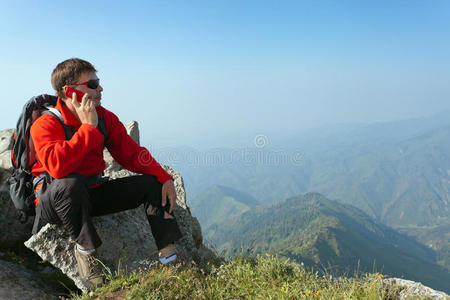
[1, 0, 449, 148]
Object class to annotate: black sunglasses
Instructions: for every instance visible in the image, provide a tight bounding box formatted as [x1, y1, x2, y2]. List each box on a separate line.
[71, 79, 100, 89]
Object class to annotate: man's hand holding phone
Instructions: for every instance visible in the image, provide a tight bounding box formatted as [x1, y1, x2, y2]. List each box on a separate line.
[71, 92, 98, 128]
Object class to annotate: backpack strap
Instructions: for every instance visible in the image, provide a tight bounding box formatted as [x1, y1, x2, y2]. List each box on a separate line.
[46, 107, 64, 122]
[43, 107, 107, 141]
[97, 115, 107, 142]
[43, 108, 76, 140]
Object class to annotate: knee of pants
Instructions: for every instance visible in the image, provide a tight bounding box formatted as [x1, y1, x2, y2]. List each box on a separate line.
[49, 175, 89, 206]
[142, 175, 164, 194]
[139, 175, 166, 209]
[141, 174, 161, 187]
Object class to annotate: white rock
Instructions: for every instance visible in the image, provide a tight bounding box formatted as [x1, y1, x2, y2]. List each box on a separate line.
[0, 150, 12, 170]
[0, 129, 13, 154]
[125, 121, 140, 145]
[385, 278, 449, 299]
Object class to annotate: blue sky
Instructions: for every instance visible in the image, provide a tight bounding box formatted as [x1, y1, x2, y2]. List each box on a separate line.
[1, 0, 449, 148]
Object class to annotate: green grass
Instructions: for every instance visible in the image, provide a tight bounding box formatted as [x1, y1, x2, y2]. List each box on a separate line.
[72, 253, 406, 300]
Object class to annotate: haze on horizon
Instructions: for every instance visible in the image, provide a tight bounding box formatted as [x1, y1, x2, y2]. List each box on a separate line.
[1, 0, 449, 149]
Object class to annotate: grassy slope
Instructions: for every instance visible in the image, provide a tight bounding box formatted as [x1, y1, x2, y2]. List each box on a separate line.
[73, 255, 408, 300]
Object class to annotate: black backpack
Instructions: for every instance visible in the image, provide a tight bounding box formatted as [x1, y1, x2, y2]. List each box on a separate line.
[8, 94, 106, 223]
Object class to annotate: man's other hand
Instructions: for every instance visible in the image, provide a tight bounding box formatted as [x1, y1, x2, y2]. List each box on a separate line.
[72, 92, 98, 127]
[162, 179, 177, 213]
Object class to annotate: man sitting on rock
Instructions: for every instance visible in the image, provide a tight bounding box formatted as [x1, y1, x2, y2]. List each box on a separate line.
[30, 58, 182, 288]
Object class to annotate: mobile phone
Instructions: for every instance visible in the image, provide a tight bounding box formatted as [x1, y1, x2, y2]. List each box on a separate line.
[65, 87, 85, 102]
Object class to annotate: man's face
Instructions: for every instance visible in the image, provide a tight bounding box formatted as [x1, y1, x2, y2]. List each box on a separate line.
[69, 71, 103, 107]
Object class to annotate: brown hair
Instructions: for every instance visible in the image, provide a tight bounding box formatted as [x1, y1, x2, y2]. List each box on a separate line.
[51, 58, 97, 98]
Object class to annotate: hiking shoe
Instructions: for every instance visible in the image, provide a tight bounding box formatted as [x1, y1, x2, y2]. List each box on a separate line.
[74, 245, 104, 288]
[158, 244, 177, 265]
[159, 253, 177, 265]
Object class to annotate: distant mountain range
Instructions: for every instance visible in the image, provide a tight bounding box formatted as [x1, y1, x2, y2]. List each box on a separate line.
[202, 192, 450, 293]
[161, 111, 449, 271]
[309, 124, 450, 227]
[190, 185, 259, 229]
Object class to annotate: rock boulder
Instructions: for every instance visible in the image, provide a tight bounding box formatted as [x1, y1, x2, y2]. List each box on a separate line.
[0, 129, 14, 155]
[0, 258, 64, 299]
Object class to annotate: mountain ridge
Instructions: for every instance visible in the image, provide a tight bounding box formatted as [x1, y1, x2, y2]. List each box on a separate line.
[205, 191, 450, 293]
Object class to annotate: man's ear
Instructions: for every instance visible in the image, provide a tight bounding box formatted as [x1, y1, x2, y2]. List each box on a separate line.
[61, 86, 68, 98]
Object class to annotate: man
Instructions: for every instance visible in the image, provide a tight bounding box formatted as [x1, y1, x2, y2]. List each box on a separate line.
[30, 58, 182, 287]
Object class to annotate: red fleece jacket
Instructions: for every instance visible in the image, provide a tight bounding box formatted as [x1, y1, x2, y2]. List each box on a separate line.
[30, 98, 173, 184]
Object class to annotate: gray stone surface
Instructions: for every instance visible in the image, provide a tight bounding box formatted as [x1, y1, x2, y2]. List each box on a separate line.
[191, 216, 203, 248]
[0, 150, 12, 171]
[0, 259, 62, 300]
[0, 166, 11, 191]
[103, 121, 139, 177]
[0, 129, 13, 154]
[125, 121, 140, 145]
[23, 121, 210, 293]
[0, 190, 34, 249]
[385, 278, 449, 299]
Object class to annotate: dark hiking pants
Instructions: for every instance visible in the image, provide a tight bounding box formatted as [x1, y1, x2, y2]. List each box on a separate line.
[36, 173, 182, 250]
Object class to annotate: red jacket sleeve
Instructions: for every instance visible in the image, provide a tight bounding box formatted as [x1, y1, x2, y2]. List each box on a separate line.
[104, 111, 173, 184]
[30, 115, 104, 179]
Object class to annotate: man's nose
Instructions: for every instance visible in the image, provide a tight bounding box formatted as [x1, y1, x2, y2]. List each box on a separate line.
[98, 85, 103, 92]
